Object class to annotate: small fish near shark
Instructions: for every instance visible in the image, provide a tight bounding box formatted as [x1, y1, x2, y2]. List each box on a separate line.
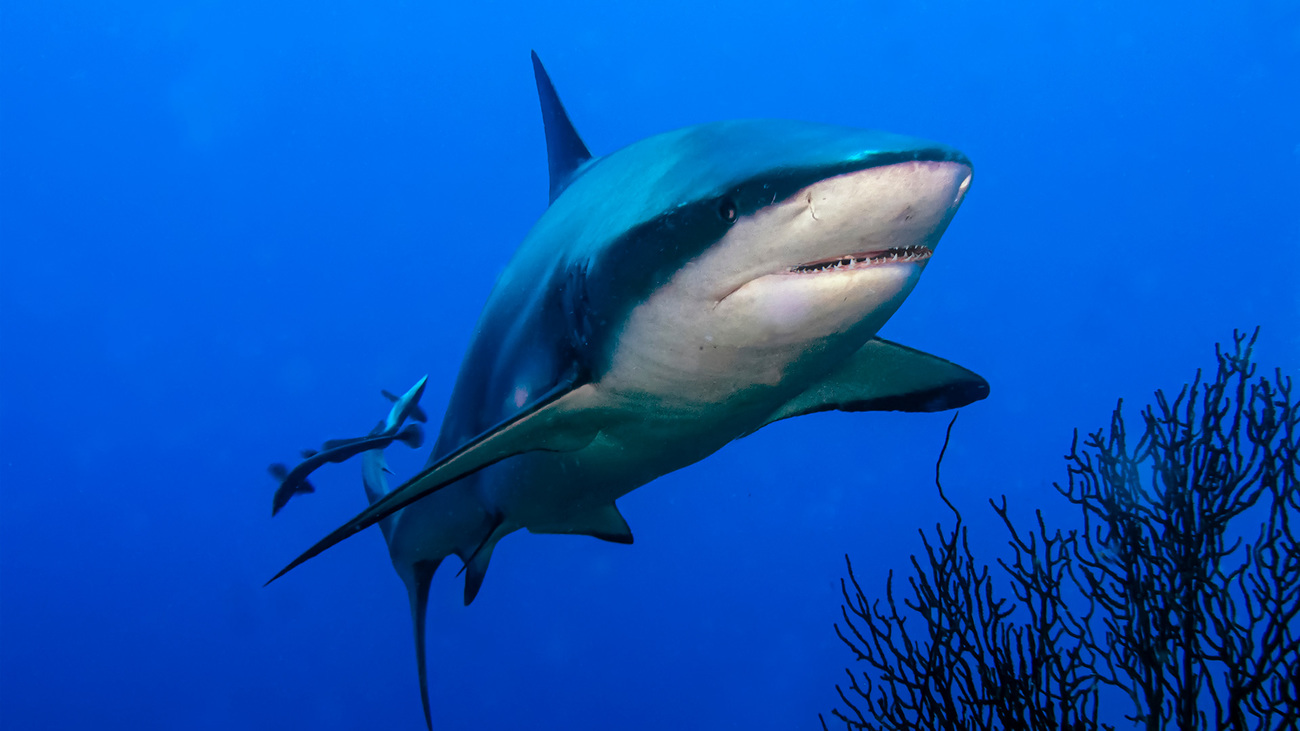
[268, 376, 429, 516]
[268, 52, 988, 728]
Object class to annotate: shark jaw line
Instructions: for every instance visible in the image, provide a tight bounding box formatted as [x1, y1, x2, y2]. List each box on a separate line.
[714, 245, 931, 307]
[786, 245, 933, 275]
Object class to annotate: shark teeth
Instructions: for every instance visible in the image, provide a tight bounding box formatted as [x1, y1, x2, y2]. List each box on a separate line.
[788, 245, 932, 274]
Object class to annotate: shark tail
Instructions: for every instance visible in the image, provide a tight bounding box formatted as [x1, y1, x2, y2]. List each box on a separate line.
[408, 559, 441, 731]
[361, 454, 442, 729]
[361, 450, 499, 726]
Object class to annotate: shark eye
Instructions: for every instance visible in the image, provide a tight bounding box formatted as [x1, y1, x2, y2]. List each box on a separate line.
[718, 197, 738, 224]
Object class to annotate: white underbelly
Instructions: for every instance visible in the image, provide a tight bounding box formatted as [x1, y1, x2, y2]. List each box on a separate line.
[478, 398, 765, 530]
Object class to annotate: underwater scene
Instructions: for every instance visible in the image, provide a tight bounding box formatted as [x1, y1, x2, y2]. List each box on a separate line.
[1, 1, 1298, 729]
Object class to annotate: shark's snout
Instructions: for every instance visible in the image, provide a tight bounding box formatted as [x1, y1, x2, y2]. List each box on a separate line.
[696, 158, 972, 347]
[804, 160, 970, 225]
[776, 159, 971, 273]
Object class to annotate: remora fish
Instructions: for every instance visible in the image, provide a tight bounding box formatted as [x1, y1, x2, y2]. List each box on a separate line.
[375, 375, 430, 434]
[361, 375, 432, 522]
[271, 52, 989, 727]
[382, 386, 429, 426]
[269, 376, 428, 516]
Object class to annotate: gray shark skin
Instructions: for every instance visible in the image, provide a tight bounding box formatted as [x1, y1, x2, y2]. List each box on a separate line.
[271, 52, 988, 728]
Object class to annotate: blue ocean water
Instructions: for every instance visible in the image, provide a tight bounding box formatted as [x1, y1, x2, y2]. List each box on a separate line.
[1, 1, 1297, 728]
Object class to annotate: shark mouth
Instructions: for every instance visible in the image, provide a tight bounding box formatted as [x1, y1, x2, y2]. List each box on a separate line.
[788, 245, 932, 274]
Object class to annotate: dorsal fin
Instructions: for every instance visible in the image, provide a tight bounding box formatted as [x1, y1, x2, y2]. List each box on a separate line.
[531, 50, 592, 204]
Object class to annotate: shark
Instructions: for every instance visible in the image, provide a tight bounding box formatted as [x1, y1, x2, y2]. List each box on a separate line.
[269, 52, 989, 727]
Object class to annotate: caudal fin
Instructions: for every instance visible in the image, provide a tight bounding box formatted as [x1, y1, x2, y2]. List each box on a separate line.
[408, 560, 440, 731]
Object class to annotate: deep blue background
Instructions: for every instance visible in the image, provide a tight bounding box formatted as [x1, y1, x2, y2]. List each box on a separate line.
[2, 1, 1297, 728]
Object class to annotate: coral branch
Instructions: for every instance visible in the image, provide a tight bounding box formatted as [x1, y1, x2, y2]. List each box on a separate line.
[825, 330, 1299, 731]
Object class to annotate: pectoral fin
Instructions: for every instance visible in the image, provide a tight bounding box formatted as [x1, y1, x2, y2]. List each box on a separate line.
[757, 338, 988, 431]
[527, 503, 633, 544]
[266, 382, 604, 585]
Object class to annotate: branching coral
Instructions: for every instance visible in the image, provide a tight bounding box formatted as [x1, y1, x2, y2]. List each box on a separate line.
[824, 330, 1299, 731]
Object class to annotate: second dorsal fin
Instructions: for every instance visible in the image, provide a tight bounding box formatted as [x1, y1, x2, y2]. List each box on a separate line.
[531, 50, 592, 204]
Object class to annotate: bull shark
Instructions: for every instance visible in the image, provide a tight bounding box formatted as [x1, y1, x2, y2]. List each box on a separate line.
[269, 52, 988, 727]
